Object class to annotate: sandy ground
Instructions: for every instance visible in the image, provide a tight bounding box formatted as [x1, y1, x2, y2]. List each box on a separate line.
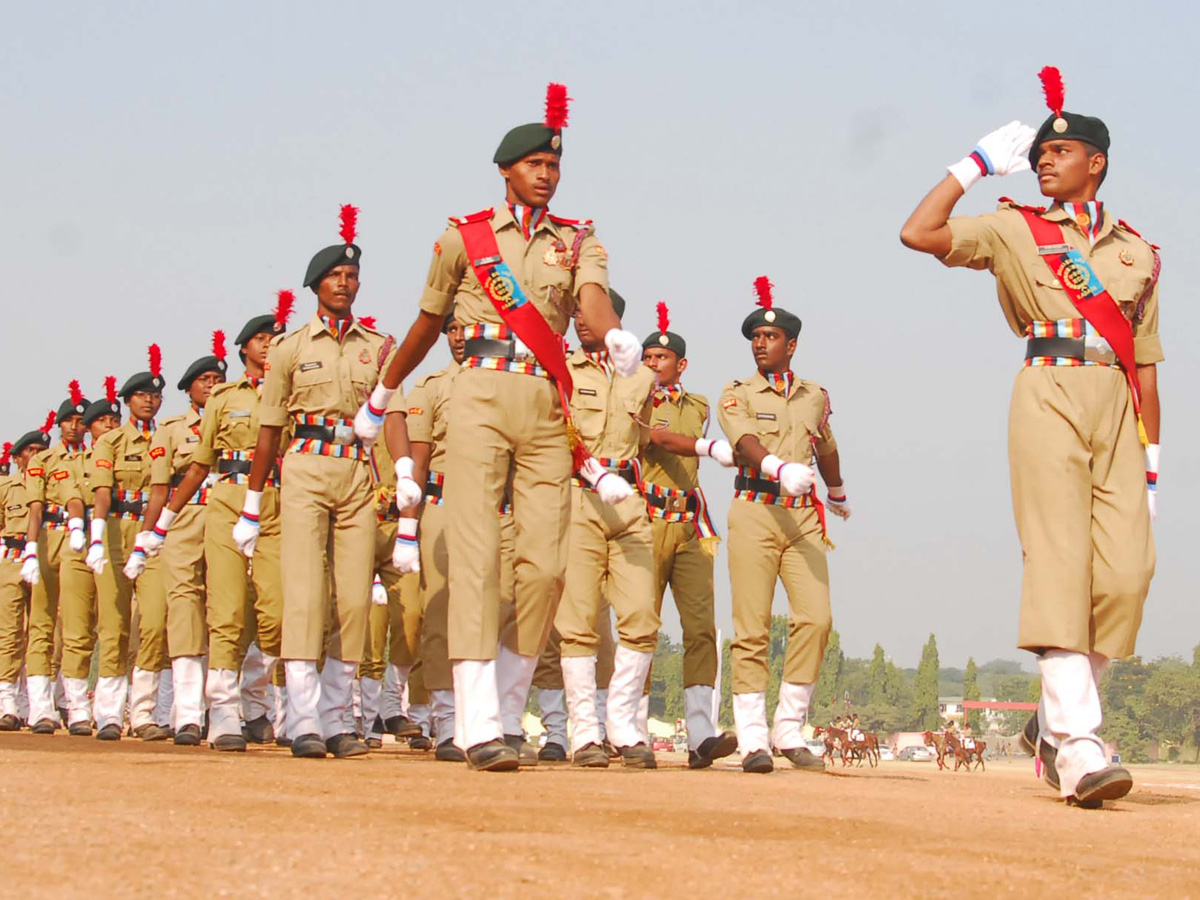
[2, 733, 1198, 899]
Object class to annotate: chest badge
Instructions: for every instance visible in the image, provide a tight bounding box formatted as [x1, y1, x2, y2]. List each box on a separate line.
[358, 349, 372, 365]
[543, 240, 568, 268]
[1118, 249, 1135, 266]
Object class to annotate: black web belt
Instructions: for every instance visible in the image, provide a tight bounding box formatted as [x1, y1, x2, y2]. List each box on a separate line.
[217, 458, 252, 476]
[2, 536, 24, 551]
[42, 508, 67, 525]
[464, 337, 524, 360]
[1026, 336, 1087, 361]
[734, 474, 781, 496]
[112, 497, 146, 516]
[645, 491, 698, 513]
[293, 424, 361, 446]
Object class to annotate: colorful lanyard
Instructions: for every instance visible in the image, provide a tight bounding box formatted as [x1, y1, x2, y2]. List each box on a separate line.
[585, 350, 614, 380]
[508, 202, 547, 242]
[321, 315, 354, 343]
[1067, 201, 1104, 246]
[761, 370, 793, 396]
[654, 383, 684, 406]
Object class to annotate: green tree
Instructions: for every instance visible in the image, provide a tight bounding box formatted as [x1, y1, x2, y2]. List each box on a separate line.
[811, 629, 844, 721]
[868, 644, 887, 705]
[911, 633, 941, 731]
[1131, 659, 1200, 758]
[963, 657, 982, 732]
[718, 639, 733, 728]
[765, 615, 788, 716]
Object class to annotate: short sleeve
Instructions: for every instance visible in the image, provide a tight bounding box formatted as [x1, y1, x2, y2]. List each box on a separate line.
[149, 427, 174, 485]
[24, 451, 49, 504]
[91, 434, 117, 489]
[717, 383, 755, 450]
[573, 230, 609, 294]
[193, 394, 222, 467]
[405, 381, 434, 444]
[814, 388, 838, 457]
[418, 227, 467, 317]
[259, 338, 294, 428]
[940, 213, 1004, 271]
[1133, 276, 1163, 365]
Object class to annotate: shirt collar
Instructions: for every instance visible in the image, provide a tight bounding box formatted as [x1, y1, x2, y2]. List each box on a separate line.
[60, 440, 84, 455]
[496, 202, 555, 241]
[129, 417, 156, 438]
[1045, 200, 1114, 245]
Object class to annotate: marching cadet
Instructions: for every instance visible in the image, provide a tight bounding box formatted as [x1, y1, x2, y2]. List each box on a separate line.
[22, 388, 90, 734]
[1, 430, 50, 729]
[134, 332, 228, 745]
[718, 277, 850, 775]
[364, 83, 640, 771]
[91, 345, 172, 740]
[238, 208, 421, 760]
[899, 66, 1158, 808]
[145, 294, 293, 751]
[640, 303, 740, 769]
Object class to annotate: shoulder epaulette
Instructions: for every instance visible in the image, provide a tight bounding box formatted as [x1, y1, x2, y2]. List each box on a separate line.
[1116, 218, 1160, 250]
[160, 415, 186, 427]
[998, 196, 1047, 214]
[208, 381, 238, 398]
[450, 208, 495, 227]
[547, 214, 594, 228]
[687, 392, 710, 410]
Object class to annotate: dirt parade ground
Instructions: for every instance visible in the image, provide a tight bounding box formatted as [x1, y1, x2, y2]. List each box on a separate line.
[2, 735, 1199, 898]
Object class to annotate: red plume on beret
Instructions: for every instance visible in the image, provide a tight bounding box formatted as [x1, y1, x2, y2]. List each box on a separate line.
[0, 443, 12, 466]
[358, 316, 377, 330]
[274, 289, 296, 330]
[104, 376, 118, 404]
[753, 276, 775, 310]
[656, 302, 670, 335]
[1039, 66, 1065, 117]
[544, 83, 570, 130]
[339, 204, 359, 245]
[69, 379, 83, 406]
[148, 344, 162, 378]
[211, 330, 227, 362]
[42, 410, 57, 433]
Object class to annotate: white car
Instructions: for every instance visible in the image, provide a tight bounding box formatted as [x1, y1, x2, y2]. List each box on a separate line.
[878, 745, 895, 761]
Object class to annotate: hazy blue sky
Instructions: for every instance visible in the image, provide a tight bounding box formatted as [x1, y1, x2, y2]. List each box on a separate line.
[4, 2, 1197, 670]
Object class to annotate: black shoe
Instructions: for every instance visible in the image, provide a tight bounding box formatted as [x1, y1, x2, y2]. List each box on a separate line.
[174, 724, 202, 746]
[212, 733, 247, 752]
[466, 738, 520, 771]
[602, 738, 620, 759]
[135, 723, 172, 742]
[538, 741, 568, 762]
[242, 714, 275, 744]
[572, 742, 611, 768]
[0, 714, 20, 731]
[1069, 766, 1133, 808]
[1038, 738, 1061, 791]
[326, 733, 370, 758]
[68, 722, 92, 737]
[365, 736, 383, 750]
[688, 731, 738, 770]
[96, 723, 122, 742]
[57, 706, 69, 726]
[1019, 713, 1039, 756]
[742, 750, 774, 773]
[503, 733, 539, 767]
[617, 742, 657, 769]
[435, 739, 467, 762]
[384, 715, 423, 739]
[780, 746, 827, 773]
[290, 733, 328, 759]
[408, 734, 433, 751]
[275, 736, 293, 748]
[31, 718, 56, 735]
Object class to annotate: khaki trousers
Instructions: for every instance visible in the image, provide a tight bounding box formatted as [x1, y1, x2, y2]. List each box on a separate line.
[108, 518, 169, 673]
[164, 502, 207, 658]
[361, 521, 421, 680]
[407, 660, 429, 706]
[206, 484, 283, 671]
[1009, 367, 1155, 658]
[27, 529, 65, 678]
[279, 453, 375, 663]
[556, 487, 660, 657]
[534, 605, 616, 691]
[727, 499, 830, 693]
[62, 520, 131, 679]
[0, 561, 30, 682]
[651, 518, 718, 687]
[444, 368, 571, 660]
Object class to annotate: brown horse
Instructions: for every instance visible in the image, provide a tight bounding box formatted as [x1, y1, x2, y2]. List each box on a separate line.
[923, 730, 949, 769]
[955, 735, 987, 771]
[829, 727, 878, 767]
[811, 726, 840, 766]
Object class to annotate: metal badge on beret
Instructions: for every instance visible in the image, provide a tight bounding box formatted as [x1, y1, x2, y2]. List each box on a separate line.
[493, 82, 570, 166]
[1030, 67, 1110, 166]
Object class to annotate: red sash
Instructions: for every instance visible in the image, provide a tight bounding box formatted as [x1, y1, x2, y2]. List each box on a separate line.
[1017, 209, 1148, 444]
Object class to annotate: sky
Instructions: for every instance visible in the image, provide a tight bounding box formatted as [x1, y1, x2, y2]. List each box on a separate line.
[3, 1, 1198, 670]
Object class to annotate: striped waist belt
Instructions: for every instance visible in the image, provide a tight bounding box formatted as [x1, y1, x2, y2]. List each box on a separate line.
[112, 490, 149, 520]
[170, 471, 210, 505]
[42, 503, 68, 528]
[571, 457, 640, 493]
[424, 471, 512, 514]
[461, 324, 549, 379]
[288, 415, 368, 462]
[216, 450, 280, 487]
[734, 467, 814, 509]
[643, 483, 700, 521]
[1025, 319, 1118, 368]
[1, 537, 24, 562]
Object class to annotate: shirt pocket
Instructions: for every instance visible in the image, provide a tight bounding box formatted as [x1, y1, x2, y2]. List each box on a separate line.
[572, 390, 607, 444]
[113, 458, 148, 490]
[293, 369, 334, 408]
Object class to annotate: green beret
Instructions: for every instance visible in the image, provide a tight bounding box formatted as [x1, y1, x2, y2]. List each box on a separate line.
[1030, 112, 1110, 166]
[741, 307, 802, 340]
[642, 330, 687, 358]
[119, 371, 165, 399]
[304, 243, 361, 289]
[608, 289, 626, 320]
[177, 355, 228, 392]
[82, 397, 121, 427]
[493, 123, 562, 166]
[11, 428, 51, 457]
[235, 314, 285, 346]
[57, 396, 89, 423]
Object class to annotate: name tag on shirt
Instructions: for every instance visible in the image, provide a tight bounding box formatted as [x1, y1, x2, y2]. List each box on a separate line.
[756, 413, 777, 421]
[124, 455, 142, 462]
[1037, 243, 1072, 256]
[578, 388, 598, 396]
[186, 436, 199, 443]
[228, 410, 251, 418]
[299, 361, 323, 372]
[7, 504, 21, 512]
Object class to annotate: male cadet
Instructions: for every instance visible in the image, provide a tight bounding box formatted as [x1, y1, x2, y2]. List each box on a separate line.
[22, 388, 90, 734]
[364, 83, 642, 771]
[718, 277, 850, 775]
[91, 345, 172, 740]
[133, 333, 227, 745]
[145, 295, 292, 751]
[2, 428, 50, 728]
[238, 208, 420, 760]
[899, 67, 1160, 808]
[640, 303, 740, 769]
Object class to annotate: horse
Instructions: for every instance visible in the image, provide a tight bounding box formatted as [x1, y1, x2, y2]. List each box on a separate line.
[811, 726, 840, 766]
[923, 730, 949, 770]
[959, 737, 987, 771]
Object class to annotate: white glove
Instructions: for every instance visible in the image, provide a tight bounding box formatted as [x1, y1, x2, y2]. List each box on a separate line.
[233, 490, 262, 558]
[947, 121, 1037, 191]
[826, 486, 851, 520]
[68, 517, 86, 552]
[354, 383, 394, 447]
[392, 518, 420, 573]
[143, 508, 176, 558]
[760, 454, 816, 498]
[371, 574, 388, 606]
[695, 438, 735, 467]
[20, 543, 39, 585]
[122, 538, 148, 581]
[580, 457, 634, 505]
[604, 328, 643, 378]
[86, 519, 108, 575]
[1146, 444, 1159, 523]
[393, 457, 424, 511]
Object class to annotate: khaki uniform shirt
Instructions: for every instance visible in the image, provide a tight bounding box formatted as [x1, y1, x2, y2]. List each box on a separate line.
[418, 205, 608, 333]
[0, 476, 30, 538]
[718, 374, 837, 467]
[78, 448, 102, 507]
[150, 408, 203, 486]
[261, 316, 396, 427]
[943, 201, 1163, 364]
[92, 421, 157, 494]
[402, 361, 459, 474]
[567, 352, 655, 460]
[640, 389, 710, 491]
[25, 443, 86, 509]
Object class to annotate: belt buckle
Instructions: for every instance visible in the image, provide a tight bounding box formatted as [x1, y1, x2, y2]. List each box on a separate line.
[511, 336, 532, 361]
[333, 424, 356, 445]
[668, 495, 688, 513]
[1083, 334, 1116, 365]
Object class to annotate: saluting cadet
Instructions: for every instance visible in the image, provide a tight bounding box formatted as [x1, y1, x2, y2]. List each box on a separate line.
[91, 345, 171, 740]
[718, 277, 849, 775]
[239, 208, 421, 759]
[1, 430, 50, 728]
[899, 66, 1159, 808]
[22, 388, 90, 734]
[134, 332, 228, 745]
[640, 304, 740, 769]
[366, 83, 641, 771]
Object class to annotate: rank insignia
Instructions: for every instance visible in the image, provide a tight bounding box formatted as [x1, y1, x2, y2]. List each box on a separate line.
[28, 468, 43, 477]
[95, 459, 112, 469]
[433, 241, 442, 256]
[1119, 249, 1135, 266]
[53, 470, 69, 480]
[408, 407, 424, 417]
[359, 349, 372, 365]
[149, 447, 166, 459]
[722, 398, 737, 409]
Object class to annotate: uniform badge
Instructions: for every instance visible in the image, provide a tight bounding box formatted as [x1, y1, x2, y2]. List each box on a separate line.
[95, 459, 112, 469]
[149, 447, 166, 459]
[52, 470, 69, 480]
[433, 241, 442, 256]
[408, 407, 424, 416]
[28, 467, 44, 477]
[764, 310, 777, 323]
[1074, 212, 1090, 231]
[722, 398, 737, 409]
[359, 349, 372, 365]
[1119, 249, 1135, 266]
[1053, 116, 1068, 133]
[543, 241, 567, 268]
